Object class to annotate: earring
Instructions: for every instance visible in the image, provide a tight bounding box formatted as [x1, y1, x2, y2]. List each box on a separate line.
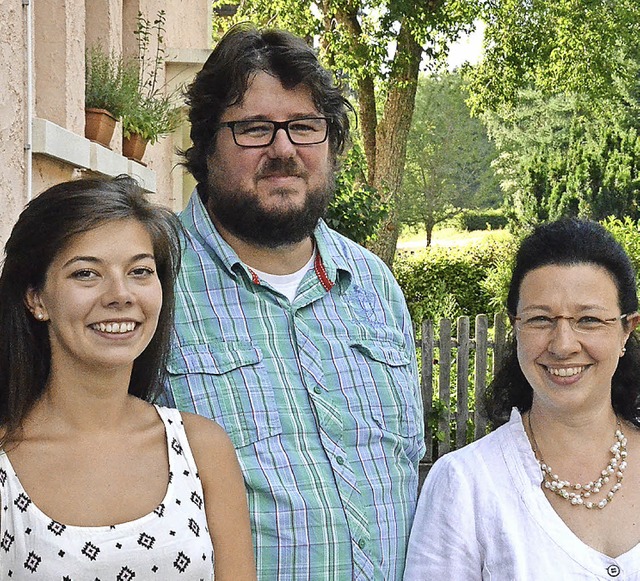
[621, 347, 627, 356]
[36, 312, 44, 321]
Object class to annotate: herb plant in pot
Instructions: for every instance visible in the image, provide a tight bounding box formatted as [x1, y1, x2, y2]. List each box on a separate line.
[121, 91, 181, 162]
[121, 11, 182, 163]
[85, 46, 131, 148]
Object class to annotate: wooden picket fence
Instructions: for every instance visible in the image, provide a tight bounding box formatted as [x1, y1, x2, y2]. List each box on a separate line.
[417, 313, 508, 476]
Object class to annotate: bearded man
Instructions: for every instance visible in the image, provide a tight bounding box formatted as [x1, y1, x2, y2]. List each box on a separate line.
[164, 24, 424, 581]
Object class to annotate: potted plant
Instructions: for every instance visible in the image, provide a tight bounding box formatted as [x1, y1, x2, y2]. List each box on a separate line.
[85, 46, 131, 148]
[121, 11, 182, 162]
[122, 93, 182, 161]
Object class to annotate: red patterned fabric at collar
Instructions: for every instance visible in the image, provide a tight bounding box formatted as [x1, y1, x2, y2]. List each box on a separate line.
[314, 252, 334, 292]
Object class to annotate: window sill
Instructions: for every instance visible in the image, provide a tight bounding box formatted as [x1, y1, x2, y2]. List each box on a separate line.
[31, 117, 156, 193]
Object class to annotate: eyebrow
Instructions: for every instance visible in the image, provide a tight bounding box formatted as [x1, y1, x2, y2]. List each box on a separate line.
[62, 253, 156, 268]
[231, 113, 320, 122]
[520, 303, 609, 313]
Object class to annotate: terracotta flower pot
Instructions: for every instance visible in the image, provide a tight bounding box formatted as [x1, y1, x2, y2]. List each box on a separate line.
[85, 108, 117, 148]
[122, 133, 148, 163]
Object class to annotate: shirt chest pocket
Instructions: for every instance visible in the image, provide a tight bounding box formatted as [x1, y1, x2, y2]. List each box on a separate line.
[350, 336, 420, 440]
[167, 342, 282, 449]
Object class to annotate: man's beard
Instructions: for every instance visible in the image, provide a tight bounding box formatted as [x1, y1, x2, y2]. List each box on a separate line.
[205, 158, 335, 248]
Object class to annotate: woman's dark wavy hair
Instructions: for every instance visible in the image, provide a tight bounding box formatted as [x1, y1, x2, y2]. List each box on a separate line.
[183, 23, 355, 201]
[0, 175, 182, 444]
[487, 218, 640, 426]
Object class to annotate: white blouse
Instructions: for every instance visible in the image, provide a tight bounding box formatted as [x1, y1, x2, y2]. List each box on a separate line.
[404, 409, 640, 580]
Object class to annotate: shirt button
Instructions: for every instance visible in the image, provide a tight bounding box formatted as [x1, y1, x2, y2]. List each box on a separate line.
[607, 564, 620, 577]
[335, 456, 345, 465]
[358, 538, 366, 549]
[313, 386, 322, 395]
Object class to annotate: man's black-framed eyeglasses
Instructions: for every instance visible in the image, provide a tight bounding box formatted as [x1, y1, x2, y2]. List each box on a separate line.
[216, 117, 330, 148]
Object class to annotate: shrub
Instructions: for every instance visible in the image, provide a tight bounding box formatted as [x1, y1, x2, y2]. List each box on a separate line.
[326, 143, 388, 245]
[326, 181, 388, 246]
[394, 234, 515, 325]
[454, 208, 508, 231]
[601, 216, 640, 277]
[480, 235, 520, 312]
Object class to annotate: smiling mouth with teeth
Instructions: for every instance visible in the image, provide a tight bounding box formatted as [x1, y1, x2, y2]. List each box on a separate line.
[91, 322, 137, 334]
[546, 366, 585, 377]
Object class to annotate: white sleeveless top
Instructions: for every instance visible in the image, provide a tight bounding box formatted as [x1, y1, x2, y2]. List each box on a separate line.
[0, 405, 214, 580]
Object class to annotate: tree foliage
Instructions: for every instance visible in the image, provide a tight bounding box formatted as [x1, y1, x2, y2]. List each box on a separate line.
[481, 87, 640, 226]
[325, 144, 389, 245]
[214, 0, 481, 263]
[470, 0, 640, 114]
[400, 71, 499, 245]
[469, 0, 640, 227]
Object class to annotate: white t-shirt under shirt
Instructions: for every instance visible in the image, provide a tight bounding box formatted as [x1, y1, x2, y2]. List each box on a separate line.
[250, 250, 316, 302]
[404, 409, 640, 580]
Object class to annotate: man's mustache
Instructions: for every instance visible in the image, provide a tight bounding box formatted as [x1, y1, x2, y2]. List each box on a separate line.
[257, 158, 307, 179]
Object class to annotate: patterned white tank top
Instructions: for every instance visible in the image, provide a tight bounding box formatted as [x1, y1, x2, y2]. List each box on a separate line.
[0, 405, 214, 580]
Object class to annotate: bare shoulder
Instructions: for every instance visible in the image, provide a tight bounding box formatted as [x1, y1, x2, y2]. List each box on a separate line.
[180, 411, 232, 445]
[179, 412, 246, 510]
[179, 412, 237, 467]
[180, 414, 255, 579]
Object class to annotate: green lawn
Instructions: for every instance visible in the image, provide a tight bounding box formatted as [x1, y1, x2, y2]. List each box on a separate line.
[397, 226, 511, 253]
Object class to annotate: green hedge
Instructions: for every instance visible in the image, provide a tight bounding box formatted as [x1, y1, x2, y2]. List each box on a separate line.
[395, 217, 640, 328]
[601, 216, 640, 274]
[394, 237, 515, 325]
[453, 209, 508, 232]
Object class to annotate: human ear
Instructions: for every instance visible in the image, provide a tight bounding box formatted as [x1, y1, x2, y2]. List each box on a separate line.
[619, 312, 640, 357]
[24, 287, 49, 322]
[625, 312, 640, 331]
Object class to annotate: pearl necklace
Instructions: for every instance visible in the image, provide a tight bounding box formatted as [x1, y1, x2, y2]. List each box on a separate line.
[527, 413, 627, 510]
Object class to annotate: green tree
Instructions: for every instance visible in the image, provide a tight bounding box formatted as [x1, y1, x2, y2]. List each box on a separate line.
[400, 71, 499, 245]
[469, 0, 640, 114]
[482, 89, 640, 227]
[215, 0, 481, 264]
[467, 0, 640, 227]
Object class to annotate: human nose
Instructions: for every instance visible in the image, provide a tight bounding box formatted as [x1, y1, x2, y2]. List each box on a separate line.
[267, 125, 297, 157]
[546, 318, 581, 356]
[103, 275, 133, 307]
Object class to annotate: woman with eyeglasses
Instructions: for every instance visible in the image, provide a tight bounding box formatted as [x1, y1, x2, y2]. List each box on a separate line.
[404, 218, 640, 580]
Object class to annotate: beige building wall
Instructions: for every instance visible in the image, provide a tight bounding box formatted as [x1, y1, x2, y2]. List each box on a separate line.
[0, 3, 29, 249]
[0, 0, 213, 250]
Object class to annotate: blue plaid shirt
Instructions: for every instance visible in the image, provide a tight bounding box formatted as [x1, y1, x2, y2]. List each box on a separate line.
[164, 192, 425, 580]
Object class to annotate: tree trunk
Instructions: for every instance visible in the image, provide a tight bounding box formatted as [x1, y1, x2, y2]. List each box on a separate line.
[367, 20, 423, 266]
[425, 221, 434, 247]
[357, 76, 378, 183]
[332, 7, 378, 182]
